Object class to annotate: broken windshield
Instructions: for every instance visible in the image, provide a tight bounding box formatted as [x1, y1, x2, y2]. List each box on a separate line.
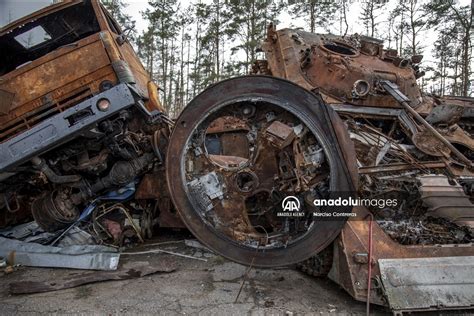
[14, 26, 53, 49]
[0, 1, 100, 76]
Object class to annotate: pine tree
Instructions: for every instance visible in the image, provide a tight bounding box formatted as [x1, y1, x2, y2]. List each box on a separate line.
[189, 1, 209, 96]
[359, 0, 384, 37]
[142, 0, 180, 112]
[289, 0, 337, 33]
[337, 0, 350, 36]
[389, 1, 407, 55]
[101, 0, 137, 42]
[429, 25, 458, 95]
[136, 27, 156, 76]
[227, 0, 281, 74]
[400, 0, 429, 56]
[427, 0, 473, 96]
[175, 7, 193, 113]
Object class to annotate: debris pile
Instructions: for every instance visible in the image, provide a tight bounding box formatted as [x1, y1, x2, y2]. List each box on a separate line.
[255, 24, 474, 246]
[378, 217, 474, 245]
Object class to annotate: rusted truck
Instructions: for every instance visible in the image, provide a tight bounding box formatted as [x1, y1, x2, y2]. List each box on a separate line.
[1, 1, 474, 314]
[0, 0, 171, 233]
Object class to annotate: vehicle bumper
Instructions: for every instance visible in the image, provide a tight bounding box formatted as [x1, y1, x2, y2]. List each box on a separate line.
[0, 84, 136, 172]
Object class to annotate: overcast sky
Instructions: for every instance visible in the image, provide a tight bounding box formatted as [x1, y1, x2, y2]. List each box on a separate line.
[0, 0, 52, 27]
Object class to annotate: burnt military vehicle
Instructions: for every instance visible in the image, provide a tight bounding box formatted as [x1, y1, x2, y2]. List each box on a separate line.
[1, 2, 474, 313]
[248, 24, 474, 313]
[0, 1, 355, 266]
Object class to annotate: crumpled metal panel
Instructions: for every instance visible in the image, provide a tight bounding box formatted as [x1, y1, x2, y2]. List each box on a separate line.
[379, 256, 474, 312]
[418, 174, 474, 228]
[0, 237, 119, 270]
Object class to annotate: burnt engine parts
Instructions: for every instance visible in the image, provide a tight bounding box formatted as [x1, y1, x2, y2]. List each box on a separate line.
[31, 153, 156, 232]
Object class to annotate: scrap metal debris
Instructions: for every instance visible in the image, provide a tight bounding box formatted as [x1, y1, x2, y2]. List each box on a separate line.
[0, 237, 119, 271]
[378, 217, 474, 245]
[255, 24, 474, 313]
[254, 24, 474, 246]
[419, 174, 474, 227]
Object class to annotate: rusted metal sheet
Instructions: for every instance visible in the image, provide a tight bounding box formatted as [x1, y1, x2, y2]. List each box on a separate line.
[0, 89, 15, 115]
[328, 207, 474, 307]
[100, 5, 150, 94]
[379, 256, 474, 313]
[264, 120, 296, 149]
[0, 1, 120, 145]
[136, 173, 167, 200]
[1, 36, 110, 110]
[136, 173, 185, 228]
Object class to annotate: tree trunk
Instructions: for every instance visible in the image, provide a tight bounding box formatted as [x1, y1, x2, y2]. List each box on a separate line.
[215, 0, 220, 81]
[310, 1, 315, 33]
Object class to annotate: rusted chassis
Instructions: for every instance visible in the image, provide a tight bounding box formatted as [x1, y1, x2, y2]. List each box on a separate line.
[166, 76, 358, 267]
[257, 25, 473, 172]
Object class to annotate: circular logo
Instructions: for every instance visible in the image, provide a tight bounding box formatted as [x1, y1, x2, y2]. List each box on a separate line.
[281, 196, 301, 212]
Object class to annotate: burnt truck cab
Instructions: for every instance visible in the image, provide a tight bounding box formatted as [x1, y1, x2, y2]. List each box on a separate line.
[0, 0, 167, 229]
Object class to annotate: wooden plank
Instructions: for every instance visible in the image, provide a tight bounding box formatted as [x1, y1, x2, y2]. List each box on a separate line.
[9, 260, 176, 294]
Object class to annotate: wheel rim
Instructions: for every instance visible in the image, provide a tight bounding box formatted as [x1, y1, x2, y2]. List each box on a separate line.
[167, 76, 356, 267]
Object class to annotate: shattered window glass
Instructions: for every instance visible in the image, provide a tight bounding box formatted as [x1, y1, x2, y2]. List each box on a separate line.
[14, 26, 52, 49]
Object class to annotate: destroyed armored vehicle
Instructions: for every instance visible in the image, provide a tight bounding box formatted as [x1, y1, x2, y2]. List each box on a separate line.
[1, 1, 473, 314]
[248, 25, 474, 313]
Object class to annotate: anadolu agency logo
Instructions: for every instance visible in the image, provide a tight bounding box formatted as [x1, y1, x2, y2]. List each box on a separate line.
[278, 196, 305, 217]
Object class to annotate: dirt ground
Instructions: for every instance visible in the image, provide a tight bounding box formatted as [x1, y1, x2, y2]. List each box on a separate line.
[0, 232, 389, 315]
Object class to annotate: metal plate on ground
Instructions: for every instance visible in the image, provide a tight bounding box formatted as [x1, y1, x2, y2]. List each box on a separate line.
[379, 256, 474, 313]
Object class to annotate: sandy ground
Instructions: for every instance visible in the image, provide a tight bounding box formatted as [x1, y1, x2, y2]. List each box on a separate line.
[0, 233, 389, 315]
